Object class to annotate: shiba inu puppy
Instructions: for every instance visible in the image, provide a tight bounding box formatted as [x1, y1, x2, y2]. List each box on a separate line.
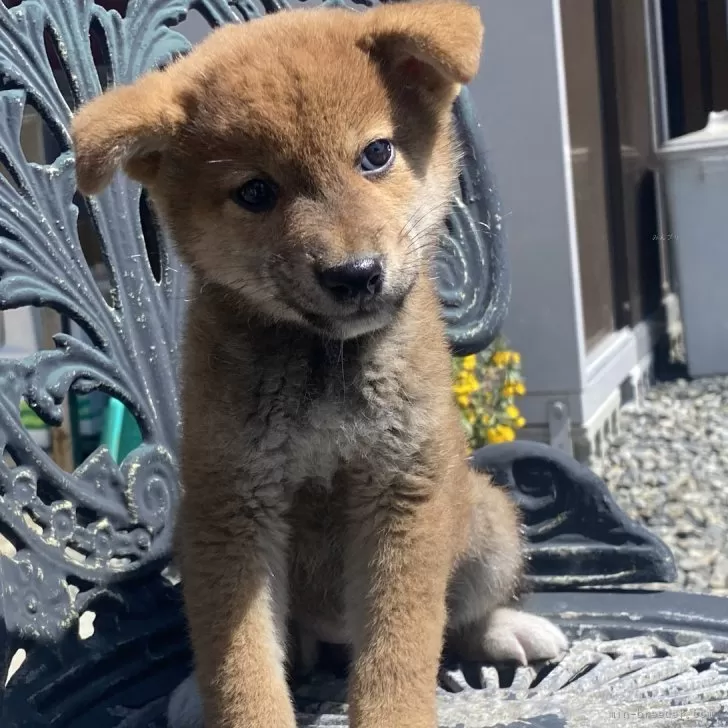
[72, 3, 567, 726]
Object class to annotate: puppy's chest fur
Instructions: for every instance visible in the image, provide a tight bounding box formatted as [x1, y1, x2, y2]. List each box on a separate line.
[233, 332, 417, 491]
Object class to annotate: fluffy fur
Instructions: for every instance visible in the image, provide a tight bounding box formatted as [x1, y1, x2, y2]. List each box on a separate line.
[71, 3, 567, 727]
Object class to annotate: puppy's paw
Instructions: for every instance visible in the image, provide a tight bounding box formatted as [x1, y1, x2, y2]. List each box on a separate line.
[467, 608, 568, 666]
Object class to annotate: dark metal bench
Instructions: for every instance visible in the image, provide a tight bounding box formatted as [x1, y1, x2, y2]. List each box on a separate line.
[1, 2, 727, 727]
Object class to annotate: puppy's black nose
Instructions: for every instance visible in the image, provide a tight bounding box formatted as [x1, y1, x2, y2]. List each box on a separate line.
[318, 257, 384, 301]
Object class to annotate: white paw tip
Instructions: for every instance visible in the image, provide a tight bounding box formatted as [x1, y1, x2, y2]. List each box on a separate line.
[487, 608, 569, 664]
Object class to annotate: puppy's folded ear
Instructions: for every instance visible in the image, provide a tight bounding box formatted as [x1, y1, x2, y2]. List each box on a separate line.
[71, 70, 186, 195]
[359, 0, 483, 97]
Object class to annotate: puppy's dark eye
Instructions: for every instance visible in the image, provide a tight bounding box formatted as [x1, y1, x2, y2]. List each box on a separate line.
[359, 139, 395, 175]
[232, 178, 278, 212]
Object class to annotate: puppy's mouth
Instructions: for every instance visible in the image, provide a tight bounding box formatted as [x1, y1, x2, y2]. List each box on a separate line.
[306, 304, 395, 337]
[272, 279, 406, 339]
[283, 290, 403, 339]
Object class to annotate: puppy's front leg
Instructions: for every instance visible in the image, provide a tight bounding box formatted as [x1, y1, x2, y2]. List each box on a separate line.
[346, 474, 453, 728]
[178, 491, 295, 728]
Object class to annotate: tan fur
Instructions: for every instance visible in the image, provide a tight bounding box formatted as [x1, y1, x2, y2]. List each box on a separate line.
[72, 3, 566, 727]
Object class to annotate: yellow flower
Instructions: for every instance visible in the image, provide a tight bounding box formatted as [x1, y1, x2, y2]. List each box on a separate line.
[506, 405, 520, 420]
[486, 427, 503, 444]
[454, 372, 479, 393]
[515, 416, 526, 428]
[514, 382, 526, 396]
[456, 394, 470, 407]
[486, 424, 516, 444]
[511, 352, 521, 365]
[491, 351, 509, 368]
[461, 355, 477, 371]
[454, 383, 477, 397]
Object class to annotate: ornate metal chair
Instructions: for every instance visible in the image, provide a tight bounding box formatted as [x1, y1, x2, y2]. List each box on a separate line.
[1, 2, 727, 727]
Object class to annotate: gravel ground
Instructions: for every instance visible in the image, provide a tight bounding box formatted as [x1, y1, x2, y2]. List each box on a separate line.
[591, 376, 728, 596]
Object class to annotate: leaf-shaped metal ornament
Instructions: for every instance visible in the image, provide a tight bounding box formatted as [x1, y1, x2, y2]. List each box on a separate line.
[0, 1, 203, 623]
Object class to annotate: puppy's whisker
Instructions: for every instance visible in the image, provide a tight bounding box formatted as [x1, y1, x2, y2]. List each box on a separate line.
[400, 201, 450, 242]
[401, 203, 453, 246]
[398, 199, 439, 242]
[408, 213, 450, 239]
[401, 231, 437, 260]
[403, 224, 446, 255]
[403, 243, 435, 262]
[399, 200, 431, 239]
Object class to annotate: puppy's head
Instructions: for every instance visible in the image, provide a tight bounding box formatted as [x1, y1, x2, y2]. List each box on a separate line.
[72, 1, 483, 339]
